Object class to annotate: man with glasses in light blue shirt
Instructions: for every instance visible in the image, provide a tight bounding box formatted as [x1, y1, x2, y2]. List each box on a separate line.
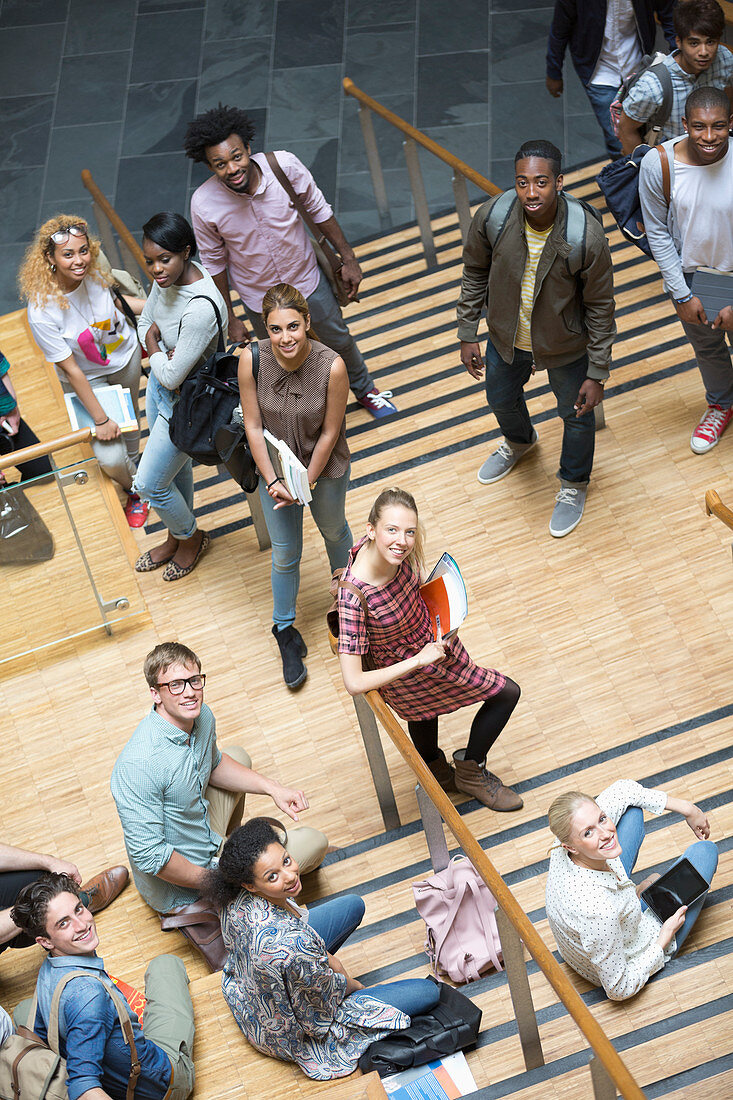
[111, 642, 329, 922]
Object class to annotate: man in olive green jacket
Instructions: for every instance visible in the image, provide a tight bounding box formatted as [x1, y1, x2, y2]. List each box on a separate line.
[457, 139, 615, 537]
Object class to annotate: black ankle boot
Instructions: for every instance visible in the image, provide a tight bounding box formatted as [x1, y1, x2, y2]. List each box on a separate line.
[272, 625, 307, 689]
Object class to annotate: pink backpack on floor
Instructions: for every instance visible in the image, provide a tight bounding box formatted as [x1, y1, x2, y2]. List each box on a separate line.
[413, 855, 503, 983]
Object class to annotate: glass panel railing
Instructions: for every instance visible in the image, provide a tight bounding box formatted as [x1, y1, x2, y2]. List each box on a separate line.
[0, 454, 145, 665]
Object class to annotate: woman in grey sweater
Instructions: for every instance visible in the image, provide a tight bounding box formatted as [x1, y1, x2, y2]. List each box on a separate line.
[135, 213, 227, 581]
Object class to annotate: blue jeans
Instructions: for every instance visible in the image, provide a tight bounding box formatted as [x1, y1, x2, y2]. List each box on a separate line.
[310, 895, 441, 1017]
[245, 272, 373, 398]
[258, 468, 352, 627]
[309, 895, 366, 952]
[583, 82, 622, 160]
[616, 807, 718, 951]
[483, 338, 595, 485]
[133, 373, 197, 540]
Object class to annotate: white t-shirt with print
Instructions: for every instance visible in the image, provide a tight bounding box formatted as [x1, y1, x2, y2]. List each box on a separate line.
[27, 276, 138, 380]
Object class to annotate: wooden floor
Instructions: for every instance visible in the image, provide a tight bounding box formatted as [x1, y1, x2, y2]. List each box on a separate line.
[1, 162, 732, 1099]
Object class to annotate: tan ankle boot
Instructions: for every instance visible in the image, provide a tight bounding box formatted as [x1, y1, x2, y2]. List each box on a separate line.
[452, 749, 523, 811]
[426, 750, 457, 792]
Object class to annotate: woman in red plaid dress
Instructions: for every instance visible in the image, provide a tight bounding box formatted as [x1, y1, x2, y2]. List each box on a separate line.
[337, 488, 522, 811]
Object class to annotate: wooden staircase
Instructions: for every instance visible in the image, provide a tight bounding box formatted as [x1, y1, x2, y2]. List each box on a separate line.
[0, 162, 731, 1098]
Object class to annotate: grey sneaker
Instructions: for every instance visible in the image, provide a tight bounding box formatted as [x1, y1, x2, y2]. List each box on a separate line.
[549, 484, 587, 538]
[477, 430, 538, 484]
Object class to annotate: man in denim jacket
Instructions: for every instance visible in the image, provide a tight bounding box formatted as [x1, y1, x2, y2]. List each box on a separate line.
[11, 873, 195, 1100]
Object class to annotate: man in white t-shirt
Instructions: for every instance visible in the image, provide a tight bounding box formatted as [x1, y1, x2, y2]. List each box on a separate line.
[639, 84, 733, 453]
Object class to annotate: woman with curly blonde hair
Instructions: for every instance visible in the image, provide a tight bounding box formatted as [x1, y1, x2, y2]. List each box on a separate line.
[20, 215, 147, 527]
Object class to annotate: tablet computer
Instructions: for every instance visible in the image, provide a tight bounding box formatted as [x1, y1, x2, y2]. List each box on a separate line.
[690, 267, 733, 323]
[640, 857, 708, 924]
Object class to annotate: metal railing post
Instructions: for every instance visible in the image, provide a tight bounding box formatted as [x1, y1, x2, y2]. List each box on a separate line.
[590, 1055, 619, 1099]
[403, 137, 438, 268]
[357, 104, 392, 229]
[452, 172, 473, 245]
[415, 784, 449, 872]
[352, 694, 401, 831]
[495, 906, 545, 1071]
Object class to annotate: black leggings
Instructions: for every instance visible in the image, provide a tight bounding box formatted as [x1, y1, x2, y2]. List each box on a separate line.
[0, 869, 44, 952]
[407, 677, 521, 764]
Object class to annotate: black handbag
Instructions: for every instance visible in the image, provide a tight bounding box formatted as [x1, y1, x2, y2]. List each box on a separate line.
[357, 977, 482, 1077]
[214, 341, 260, 494]
[168, 295, 242, 465]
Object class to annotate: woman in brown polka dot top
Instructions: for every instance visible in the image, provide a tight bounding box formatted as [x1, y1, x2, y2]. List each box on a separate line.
[238, 282, 352, 691]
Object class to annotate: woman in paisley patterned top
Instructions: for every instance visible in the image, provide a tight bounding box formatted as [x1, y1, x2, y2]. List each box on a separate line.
[206, 818, 441, 1080]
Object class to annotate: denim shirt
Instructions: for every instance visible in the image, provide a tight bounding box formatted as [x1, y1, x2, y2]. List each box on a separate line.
[34, 953, 171, 1100]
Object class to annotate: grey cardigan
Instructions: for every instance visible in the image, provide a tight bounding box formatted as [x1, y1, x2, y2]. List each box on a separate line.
[638, 136, 692, 301]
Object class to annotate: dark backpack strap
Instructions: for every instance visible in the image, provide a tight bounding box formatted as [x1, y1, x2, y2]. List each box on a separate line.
[177, 294, 225, 353]
[648, 61, 674, 130]
[250, 339, 259, 384]
[112, 285, 138, 331]
[484, 191, 516, 251]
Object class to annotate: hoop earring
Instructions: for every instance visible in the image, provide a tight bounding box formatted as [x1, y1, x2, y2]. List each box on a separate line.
[51, 264, 57, 273]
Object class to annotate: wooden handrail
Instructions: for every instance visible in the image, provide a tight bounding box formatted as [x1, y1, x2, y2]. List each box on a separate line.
[0, 428, 91, 472]
[329, 626, 645, 1099]
[705, 488, 733, 531]
[80, 169, 151, 283]
[343, 78, 501, 198]
[721, 0, 733, 25]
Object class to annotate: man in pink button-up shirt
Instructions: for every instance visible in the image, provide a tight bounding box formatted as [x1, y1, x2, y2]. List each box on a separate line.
[184, 104, 396, 419]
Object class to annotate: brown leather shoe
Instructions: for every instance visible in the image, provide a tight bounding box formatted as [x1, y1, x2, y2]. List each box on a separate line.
[80, 866, 130, 914]
[427, 749, 458, 792]
[452, 750, 523, 811]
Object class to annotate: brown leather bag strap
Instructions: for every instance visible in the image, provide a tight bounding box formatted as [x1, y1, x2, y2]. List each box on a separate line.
[657, 144, 671, 206]
[47, 970, 141, 1100]
[264, 151, 332, 250]
[338, 577, 370, 622]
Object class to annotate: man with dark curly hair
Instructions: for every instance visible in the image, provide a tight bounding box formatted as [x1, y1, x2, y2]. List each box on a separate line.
[184, 104, 397, 419]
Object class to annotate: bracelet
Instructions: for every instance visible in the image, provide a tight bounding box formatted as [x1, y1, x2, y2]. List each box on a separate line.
[94, 416, 110, 427]
[674, 293, 693, 305]
[267, 476, 282, 489]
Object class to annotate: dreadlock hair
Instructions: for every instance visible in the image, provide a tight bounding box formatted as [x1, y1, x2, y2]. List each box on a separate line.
[203, 818, 281, 909]
[183, 104, 257, 164]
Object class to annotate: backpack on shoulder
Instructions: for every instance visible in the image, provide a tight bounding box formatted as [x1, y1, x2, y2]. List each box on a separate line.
[412, 855, 503, 983]
[485, 191, 603, 276]
[609, 52, 674, 144]
[0, 970, 140, 1100]
[596, 143, 670, 256]
[167, 295, 243, 466]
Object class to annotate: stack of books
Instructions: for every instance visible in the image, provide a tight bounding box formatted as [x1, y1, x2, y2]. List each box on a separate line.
[263, 429, 312, 504]
[420, 552, 468, 639]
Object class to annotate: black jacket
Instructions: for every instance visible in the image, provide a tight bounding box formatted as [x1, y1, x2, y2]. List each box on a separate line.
[546, 0, 676, 85]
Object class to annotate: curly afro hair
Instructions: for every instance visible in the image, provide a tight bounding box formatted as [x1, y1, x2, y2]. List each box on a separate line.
[183, 104, 257, 164]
